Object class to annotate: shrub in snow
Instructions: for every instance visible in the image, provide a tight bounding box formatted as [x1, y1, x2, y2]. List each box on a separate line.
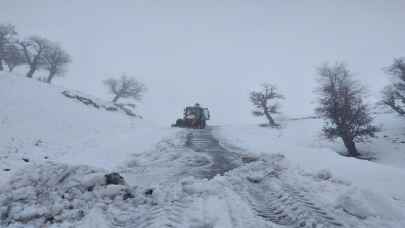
[105, 172, 126, 185]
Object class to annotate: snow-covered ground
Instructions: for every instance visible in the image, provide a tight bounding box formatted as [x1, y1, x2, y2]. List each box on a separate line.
[214, 115, 405, 227]
[0, 72, 177, 184]
[1, 72, 405, 227]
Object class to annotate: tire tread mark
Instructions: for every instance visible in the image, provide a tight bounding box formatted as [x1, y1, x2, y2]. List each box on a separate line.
[244, 177, 344, 228]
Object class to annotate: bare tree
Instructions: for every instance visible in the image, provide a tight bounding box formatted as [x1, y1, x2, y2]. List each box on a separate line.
[3, 43, 25, 72]
[104, 75, 147, 103]
[18, 36, 51, 78]
[381, 57, 405, 115]
[42, 42, 71, 83]
[0, 24, 17, 71]
[250, 83, 284, 126]
[315, 62, 379, 157]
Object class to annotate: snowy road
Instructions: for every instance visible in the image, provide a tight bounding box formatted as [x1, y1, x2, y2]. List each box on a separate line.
[1, 127, 402, 227]
[117, 128, 348, 228]
[185, 128, 241, 179]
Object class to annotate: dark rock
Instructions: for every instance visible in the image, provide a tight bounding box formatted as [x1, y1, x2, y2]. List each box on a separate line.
[76, 96, 100, 108]
[144, 188, 154, 196]
[123, 191, 135, 200]
[45, 216, 55, 224]
[3, 168, 10, 172]
[105, 172, 126, 185]
[241, 156, 259, 163]
[105, 106, 118, 111]
[78, 210, 85, 218]
[34, 139, 43, 146]
[116, 104, 137, 117]
[44, 156, 49, 159]
[22, 158, 30, 163]
[61, 91, 75, 98]
[62, 90, 100, 109]
[62, 90, 142, 118]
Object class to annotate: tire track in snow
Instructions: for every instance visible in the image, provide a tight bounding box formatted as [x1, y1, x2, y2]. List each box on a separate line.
[185, 128, 242, 179]
[126, 128, 346, 228]
[244, 172, 345, 228]
[133, 198, 192, 228]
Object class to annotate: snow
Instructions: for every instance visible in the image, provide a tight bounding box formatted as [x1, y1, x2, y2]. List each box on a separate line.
[0, 162, 147, 227]
[1, 72, 405, 227]
[214, 117, 405, 227]
[0, 72, 177, 184]
[77, 208, 110, 228]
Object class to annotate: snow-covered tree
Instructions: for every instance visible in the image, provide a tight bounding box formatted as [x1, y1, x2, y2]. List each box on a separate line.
[104, 75, 146, 103]
[250, 83, 284, 127]
[315, 62, 379, 157]
[18, 36, 51, 78]
[0, 24, 17, 71]
[42, 42, 71, 83]
[382, 57, 405, 115]
[3, 43, 25, 72]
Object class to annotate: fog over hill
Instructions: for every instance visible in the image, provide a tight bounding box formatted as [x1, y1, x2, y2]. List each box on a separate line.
[2, 0, 405, 125]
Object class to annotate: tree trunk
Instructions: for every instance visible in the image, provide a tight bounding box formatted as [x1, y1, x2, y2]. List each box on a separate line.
[46, 72, 55, 84]
[0, 59, 3, 71]
[112, 95, 120, 103]
[342, 137, 359, 157]
[8, 64, 15, 72]
[26, 66, 36, 78]
[264, 109, 276, 126]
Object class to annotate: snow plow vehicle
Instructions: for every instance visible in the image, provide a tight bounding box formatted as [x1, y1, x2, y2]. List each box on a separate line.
[172, 103, 210, 129]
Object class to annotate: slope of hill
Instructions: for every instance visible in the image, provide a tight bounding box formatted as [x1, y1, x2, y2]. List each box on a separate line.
[0, 72, 176, 183]
[217, 114, 405, 169]
[214, 116, 405, 227]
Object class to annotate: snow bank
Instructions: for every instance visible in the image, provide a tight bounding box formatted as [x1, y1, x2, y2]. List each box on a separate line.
[336, 188, 404, 220]
[0, 162, 144, 227]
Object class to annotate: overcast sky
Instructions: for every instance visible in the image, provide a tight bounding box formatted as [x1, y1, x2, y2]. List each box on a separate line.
[2, 0, 405, 125]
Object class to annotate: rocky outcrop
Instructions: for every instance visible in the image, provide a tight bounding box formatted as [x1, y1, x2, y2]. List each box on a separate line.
[61, 90, 141, 118]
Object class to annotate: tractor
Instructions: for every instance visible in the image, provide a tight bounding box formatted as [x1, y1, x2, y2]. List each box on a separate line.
[172, 103, 210, 129]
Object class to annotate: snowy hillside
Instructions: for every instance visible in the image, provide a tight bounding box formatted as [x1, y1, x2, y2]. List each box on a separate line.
[1, 72, 405, 228]
[0, 72, 175, 183]
[217, 114, 405, 169]
[215, 116, 405, 226]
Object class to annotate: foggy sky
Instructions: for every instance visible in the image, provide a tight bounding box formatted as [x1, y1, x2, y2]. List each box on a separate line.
[2, 0, 405, 125]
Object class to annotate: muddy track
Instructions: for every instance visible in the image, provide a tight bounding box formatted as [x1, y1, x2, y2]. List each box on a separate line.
[186, 128, 241, 179]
